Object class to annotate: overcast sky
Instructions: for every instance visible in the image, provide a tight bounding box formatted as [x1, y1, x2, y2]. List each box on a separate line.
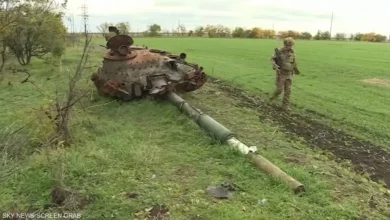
[61, 0, 389, 36]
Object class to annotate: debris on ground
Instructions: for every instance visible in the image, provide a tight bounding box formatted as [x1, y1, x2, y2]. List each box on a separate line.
[206, 181, 236, 199]
[258, 198, 267, 206]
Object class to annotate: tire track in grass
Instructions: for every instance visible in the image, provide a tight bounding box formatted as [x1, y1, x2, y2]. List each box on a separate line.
[208, 77, 390, 189]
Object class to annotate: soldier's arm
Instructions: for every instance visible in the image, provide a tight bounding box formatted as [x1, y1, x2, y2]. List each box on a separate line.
[270, 54, 276, 65]
[293, 55, 297, 67]
[270, 53, 279, 70]
[293, 54, 300, 75]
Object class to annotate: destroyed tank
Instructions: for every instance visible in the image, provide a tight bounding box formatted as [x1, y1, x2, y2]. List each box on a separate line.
[90, 34, 207, 101]
[90, 33, 305, 194]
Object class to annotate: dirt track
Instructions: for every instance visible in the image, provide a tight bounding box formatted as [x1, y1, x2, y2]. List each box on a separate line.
[209, 77, 390, 189]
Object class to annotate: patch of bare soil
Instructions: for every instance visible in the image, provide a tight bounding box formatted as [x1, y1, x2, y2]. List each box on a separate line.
[50, 185, 89, 210]
[134, 204, 170, 220]
[360, 78, 390, 88]
[209, 77, 390, 189]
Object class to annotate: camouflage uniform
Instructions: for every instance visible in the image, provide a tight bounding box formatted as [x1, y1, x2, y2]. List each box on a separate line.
[105, 32, 117, 41]
[176, 53, 187, 63]
[105, 26, 119, 41]
[269, 37, 299, 110]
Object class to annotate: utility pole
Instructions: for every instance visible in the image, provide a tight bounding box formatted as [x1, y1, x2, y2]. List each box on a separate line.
[80, 4, 89, 36]
[330, 12, 333, 39]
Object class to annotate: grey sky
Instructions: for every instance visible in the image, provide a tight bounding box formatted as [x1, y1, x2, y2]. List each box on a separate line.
[61, 0, 389, 36]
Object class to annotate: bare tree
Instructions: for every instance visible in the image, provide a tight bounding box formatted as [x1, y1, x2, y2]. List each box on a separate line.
[116, 22, 130, 34]
[49, 32, 93, 145]
[97, 22, 114, 36]
[178, 24, 186, 36]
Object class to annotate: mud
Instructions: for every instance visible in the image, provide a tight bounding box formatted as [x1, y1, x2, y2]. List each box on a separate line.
[209, 77, 390, 189]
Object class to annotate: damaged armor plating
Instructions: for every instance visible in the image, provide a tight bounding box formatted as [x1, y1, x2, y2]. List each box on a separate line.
[91, 34, 207, 101]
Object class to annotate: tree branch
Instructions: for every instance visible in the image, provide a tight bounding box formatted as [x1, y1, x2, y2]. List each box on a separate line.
[6, 66, 31, 83]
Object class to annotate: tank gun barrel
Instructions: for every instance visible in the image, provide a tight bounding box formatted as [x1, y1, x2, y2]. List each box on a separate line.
[165, 91, 305, 194]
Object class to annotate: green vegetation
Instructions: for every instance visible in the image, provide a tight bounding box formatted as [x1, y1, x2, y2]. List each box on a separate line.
[1, 2, 390, 217]
[105, 21, 387, 42]
[97, 22, 131, 36]
[131, 37, 390, 147]
[0, 35, 390, 219]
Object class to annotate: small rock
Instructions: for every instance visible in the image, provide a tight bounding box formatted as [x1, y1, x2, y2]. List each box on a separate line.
[258, 198, 267, 205]
[207, 185, 233, 199]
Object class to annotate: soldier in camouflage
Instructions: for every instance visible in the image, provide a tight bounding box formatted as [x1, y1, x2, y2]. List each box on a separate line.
[105, 26, 119, 41]
[269, 37, 300, 111]
[176, 53, 187, 63]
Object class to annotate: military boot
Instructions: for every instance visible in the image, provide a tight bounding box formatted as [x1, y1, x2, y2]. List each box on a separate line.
[282, 96, 291, 111]
[269, 96, 275, 103]
[282, 105, 291, 111]
[269, 90, 280, 104]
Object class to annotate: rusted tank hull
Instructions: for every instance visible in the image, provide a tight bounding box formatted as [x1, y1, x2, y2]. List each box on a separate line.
[91, 35, 207, 101]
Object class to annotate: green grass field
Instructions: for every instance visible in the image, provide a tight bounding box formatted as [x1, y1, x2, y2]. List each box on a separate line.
[0, 37, 390, 220]
[132, 38, 390, 146]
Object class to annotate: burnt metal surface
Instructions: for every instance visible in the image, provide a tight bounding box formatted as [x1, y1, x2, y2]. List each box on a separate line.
[91, 34, 207, 101]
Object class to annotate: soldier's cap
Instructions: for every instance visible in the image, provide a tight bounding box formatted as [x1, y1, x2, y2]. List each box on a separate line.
[179, 53, 186, 58]
[283, 37, 294, 46]
[108, 26, 118, 31]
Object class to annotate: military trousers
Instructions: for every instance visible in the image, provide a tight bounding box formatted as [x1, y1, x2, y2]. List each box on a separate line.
[270, 70, 293, 108]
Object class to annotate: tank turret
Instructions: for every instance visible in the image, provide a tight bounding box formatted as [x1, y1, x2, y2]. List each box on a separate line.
[91, 34, 207, 101]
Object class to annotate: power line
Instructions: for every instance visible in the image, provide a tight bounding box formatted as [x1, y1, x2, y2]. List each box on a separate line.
[79, 3, 89, 35]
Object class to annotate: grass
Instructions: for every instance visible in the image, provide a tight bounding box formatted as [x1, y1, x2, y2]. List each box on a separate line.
[131, 37, 390, 147]
[0, 37, 389, 219]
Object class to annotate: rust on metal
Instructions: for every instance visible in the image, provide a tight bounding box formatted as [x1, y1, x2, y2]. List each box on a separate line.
[91, 32, 207, 101]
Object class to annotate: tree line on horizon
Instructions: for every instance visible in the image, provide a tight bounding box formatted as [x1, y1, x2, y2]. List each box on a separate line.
[95, 22, 388, 43]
